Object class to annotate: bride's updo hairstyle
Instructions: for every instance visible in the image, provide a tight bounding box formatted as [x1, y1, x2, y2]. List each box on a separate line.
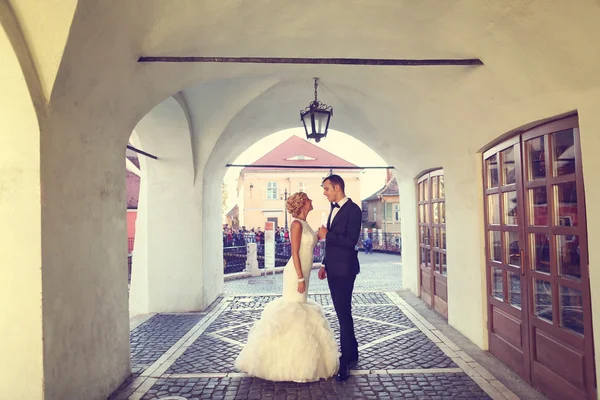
[286, 192, 309, 218]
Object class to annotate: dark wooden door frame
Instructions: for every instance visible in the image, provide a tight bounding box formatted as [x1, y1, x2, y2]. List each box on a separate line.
[417, 169, 448, 318]
[483, 115, 596, 399]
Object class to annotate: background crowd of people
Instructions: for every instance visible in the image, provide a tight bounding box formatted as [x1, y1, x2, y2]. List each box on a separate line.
[223, 225, 290, 247]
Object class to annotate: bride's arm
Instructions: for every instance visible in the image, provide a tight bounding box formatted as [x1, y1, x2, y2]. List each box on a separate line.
[290, 220, 304, 280]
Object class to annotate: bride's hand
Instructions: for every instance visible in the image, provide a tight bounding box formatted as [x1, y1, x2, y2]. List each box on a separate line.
[297, 281, 306, 293]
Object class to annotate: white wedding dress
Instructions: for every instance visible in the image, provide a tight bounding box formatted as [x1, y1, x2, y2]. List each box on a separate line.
[234, 219, 340, 382]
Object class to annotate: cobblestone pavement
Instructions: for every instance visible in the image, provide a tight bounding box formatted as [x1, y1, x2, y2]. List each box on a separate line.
[111, 291, 518, 400]
[224, 252, 403, 295]
[131, 314, 204, 374]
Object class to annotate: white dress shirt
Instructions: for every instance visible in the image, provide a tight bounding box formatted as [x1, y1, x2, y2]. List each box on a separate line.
[330, 196, 348, 225]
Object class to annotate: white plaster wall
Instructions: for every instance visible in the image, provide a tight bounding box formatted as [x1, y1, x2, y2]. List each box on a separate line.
[444, 154, 487, 348]
[0, 21, 44, 400]
[39, 109, 131, 399]
[575, 92, 600, 392]
[7, 0, 77, 100]
[398, 179, 419, 295]
[129, 97, 203, 314]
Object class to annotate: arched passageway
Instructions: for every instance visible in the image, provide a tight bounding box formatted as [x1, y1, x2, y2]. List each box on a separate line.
[2, 1, 600, 399]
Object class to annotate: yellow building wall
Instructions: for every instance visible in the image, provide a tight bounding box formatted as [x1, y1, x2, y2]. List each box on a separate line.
[240, 171, 361, 231]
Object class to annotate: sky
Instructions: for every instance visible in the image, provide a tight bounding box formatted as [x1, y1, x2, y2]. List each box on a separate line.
[223, 128, 389, 211]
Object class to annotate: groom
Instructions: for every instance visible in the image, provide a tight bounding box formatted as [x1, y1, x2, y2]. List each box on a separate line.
[317, 174, 362, 382]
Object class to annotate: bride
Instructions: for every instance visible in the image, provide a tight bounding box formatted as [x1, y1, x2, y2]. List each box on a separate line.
[234, 192, 339, 382]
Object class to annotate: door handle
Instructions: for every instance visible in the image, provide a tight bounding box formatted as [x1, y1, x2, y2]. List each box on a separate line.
[520, 249, 525, 276]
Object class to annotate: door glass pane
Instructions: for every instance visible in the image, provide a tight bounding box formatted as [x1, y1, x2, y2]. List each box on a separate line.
[432, 176, 439, 199]
[486, 155, 499, 188]
[420, 247, 427, 267]
[557, 234, 581, 280]
[528, 186, 548, 226]
[487, 194, 500, 225]
[441, 253, 447, 276]
[508, 271, 522, 309]
[425, 248, 431, 266]
[424, 179, 429, 200]
[530, 233, 551, 274]
[492, 267, 503, 301]
[439, 176, 445, 198]
[502, 147, 516, 185]
[505, 231, 521, 266]
[419, 205, 424, 223]
[439, 203, 446, 224]
[489, 231, 502, 262]
[534, 279, 553, 323]
[441, 227, 446, 250]
[554, 182, 578, 227]
[434, 251, 440, 272]
[425, 204, 430, 223]
[433, 228, 439, 248]
[503, 191, 518, 225]
[424, 227, 431, 246]
[560, 286, 584, 335]
[419, 226, 426, 244]
[419, 182, 423, 201]
[526, 136, 546, 181]
[432, 203, 439, 223]
[552, 129, 576, 176]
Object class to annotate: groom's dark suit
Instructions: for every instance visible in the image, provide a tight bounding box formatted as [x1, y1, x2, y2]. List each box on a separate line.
[323, 198, 362, 366]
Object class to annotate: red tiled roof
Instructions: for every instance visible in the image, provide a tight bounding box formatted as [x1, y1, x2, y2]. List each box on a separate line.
[242, 135, 359, 172]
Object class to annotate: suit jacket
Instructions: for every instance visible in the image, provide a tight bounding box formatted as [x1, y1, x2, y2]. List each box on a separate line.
[323, 198, 362, 276]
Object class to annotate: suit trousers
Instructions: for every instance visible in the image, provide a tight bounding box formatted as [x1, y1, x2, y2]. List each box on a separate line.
[327, 274, 358, 364]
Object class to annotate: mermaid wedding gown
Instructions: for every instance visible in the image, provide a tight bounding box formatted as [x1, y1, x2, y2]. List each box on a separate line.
[234, 219, 339, 382]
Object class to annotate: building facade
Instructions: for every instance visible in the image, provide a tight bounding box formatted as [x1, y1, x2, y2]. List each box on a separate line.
[236, 136, 361, 231]
[362, 172, 401, 234]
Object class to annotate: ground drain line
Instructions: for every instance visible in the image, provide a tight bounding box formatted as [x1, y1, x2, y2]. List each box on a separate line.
[158, 397, 188, 400]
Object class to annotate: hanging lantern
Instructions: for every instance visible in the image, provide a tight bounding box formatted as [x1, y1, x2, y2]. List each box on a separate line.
[300, 78, 333, 143]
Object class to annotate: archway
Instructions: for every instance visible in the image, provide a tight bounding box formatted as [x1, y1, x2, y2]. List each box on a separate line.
[4, 2, 600, 398]
[219, 128, 402, 289]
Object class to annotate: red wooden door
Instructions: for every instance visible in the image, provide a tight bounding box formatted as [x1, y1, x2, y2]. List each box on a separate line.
[484, 116, 596, 399]
[418, 170, 448, 318]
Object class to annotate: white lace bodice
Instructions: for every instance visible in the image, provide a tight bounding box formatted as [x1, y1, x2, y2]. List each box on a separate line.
[282, 219, 317, 302]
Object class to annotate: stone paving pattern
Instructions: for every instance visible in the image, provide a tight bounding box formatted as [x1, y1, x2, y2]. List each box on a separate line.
[140, 373, 491, 399]
[130, 313, 204, 374]
[109, 255, 507, 399]
[224, 253, 403, 294]
[167, 293, 456, 374]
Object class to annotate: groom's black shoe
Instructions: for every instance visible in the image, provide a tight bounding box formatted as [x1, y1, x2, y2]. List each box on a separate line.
[336, 363, 350, 382]
[348, 358, 359, 369]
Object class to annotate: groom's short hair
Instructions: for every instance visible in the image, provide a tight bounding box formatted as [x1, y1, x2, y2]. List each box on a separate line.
[323, 174, 345, 193]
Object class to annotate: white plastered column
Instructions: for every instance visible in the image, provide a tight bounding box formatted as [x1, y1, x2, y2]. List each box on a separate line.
[398, 178, 419, 295]
[129, 96, 204, 315]
[444, 152, 488, 349]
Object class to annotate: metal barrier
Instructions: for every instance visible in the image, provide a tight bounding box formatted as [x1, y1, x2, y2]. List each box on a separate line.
[358, 232, 402, 254]
[223, 241, 325, 274]
[223, 245, 248, 274]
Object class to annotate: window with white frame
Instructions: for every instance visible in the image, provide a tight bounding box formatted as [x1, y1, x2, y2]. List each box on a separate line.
[373, 206, 377, 221]
[394, 203, 400, 222]
[266, 182, 278, 199]
[298, 181, 308, 194]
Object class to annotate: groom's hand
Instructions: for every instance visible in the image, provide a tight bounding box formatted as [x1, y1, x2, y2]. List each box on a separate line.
[317, 226, 328, 240]
[318, 266, 327, 280]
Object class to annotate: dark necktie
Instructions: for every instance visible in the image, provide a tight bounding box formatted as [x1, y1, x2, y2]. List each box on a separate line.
[327, 203, 340, 229]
